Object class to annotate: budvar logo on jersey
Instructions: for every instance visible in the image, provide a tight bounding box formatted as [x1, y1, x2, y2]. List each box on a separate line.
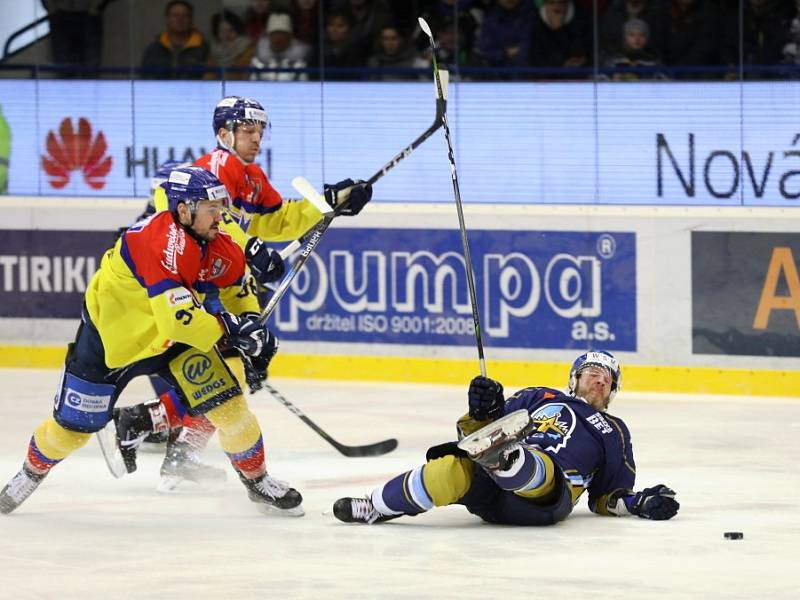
[41, 117, 113, 190]
[273, 229, 637, 351]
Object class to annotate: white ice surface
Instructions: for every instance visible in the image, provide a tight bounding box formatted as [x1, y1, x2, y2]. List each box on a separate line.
[0, 369, 798, 599]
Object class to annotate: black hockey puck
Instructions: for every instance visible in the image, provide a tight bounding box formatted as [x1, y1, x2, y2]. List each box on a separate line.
[724, 532, 743, 540]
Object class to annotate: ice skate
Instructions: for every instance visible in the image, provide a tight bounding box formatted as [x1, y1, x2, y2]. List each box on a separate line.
[138, 430, 169, 453]
[0, 466, 47, 515]
[457, 408, 533, 470]
[96, 406, 149, 478]
[333, 496, 399, 524]
[239, 472, 304, 517]
[156, 439, 227, 493]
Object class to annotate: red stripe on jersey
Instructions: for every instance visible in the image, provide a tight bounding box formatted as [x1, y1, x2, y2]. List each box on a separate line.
[123, 212, 245, 293]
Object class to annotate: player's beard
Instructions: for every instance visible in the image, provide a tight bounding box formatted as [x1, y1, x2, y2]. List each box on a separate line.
[578, 385, 610, 411]
[203, 224, 220, 241]
[192, 222, 219, 242]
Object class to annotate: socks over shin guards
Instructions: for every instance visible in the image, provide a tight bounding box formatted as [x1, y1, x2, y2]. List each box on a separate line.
[155, 391, 185, 431]
[177, 413, 217, 450]
[25, 436, 62, 475]
[25, 419, 92, 476]
[225, 436, 266, 480]
[372, 467, 432, 517]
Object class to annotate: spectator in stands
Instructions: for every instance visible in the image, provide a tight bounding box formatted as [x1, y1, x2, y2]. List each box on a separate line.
[741, 0, 793, 77]
[476, 0, 533, 71]
[782, 0, 800, 70]
[140, 0, 209, 80]
[603, 18, 667, 80]
[291, 0, 321, 49]
[206, 10, 256, 80]
[367, 24, 421, 80]
[243, 0, 273, 43]
[43, 0, 105, 77]
[313, 9, 365, 79]
[417, 0, 481, 63]
[335, 0, 394, 56]
[530, 0, 592, 78]
[416, 13, 478, 76]
[252, 12, 312, 80]
[600, 0, 668, 60]
[663, 0, 720, 79]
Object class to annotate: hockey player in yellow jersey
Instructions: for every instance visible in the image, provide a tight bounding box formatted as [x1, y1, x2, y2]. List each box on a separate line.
[108, 96, 373, 491]
[0, 167, 303, 517]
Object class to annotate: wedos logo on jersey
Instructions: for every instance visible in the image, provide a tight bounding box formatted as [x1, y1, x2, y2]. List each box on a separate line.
[525, 403, 577, 453]
[41, 117, 113, 189]
[181, 353, 213, 385]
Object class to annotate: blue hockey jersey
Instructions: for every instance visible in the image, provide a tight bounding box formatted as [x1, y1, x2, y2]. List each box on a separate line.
[502, 386, 636, 515]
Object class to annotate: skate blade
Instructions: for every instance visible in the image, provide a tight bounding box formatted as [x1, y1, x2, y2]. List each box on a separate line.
[255, 503, 305, 518]
[138, 441, 168, 454]
[457, 409, 531, 456]
[156, 473, 228, 494]
[155, 476, 186, 493]
[96, 422, 127, 479]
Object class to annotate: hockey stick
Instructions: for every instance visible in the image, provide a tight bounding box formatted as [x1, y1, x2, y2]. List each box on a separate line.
[255, 74, 448, 326]
[245, 79, 448, 454]
[263, 382, 398, 457]
[419, 17, 487, 377]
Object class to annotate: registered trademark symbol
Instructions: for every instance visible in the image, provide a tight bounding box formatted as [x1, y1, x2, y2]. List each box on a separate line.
[597, 234, 616, 259]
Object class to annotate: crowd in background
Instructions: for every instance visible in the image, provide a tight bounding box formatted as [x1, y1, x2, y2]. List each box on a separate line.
[37, 0, 800, 80]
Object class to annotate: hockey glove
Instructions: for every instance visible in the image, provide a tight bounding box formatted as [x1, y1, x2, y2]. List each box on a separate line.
[426, 441, 469, 462]
[467, 376, 504, 421]
[628, 485, 679, 520]
[245, 237, 285, 285]
[324, 179, 373, 216]
[218, 312, 277, 358]
[242, 353, 272, 393]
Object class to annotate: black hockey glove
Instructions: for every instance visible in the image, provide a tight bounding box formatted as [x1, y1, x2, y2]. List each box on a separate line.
[425, 441, 468, 462]
[245, 237, 285, 285]
[467, 376, 504, 421]
[218, 312, 277, 358]
[242, 353, 272, 393]
[629, 485, 679, 520]
[324, 179, 373, 216]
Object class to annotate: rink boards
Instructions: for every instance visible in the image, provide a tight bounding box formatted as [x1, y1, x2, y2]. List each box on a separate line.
[0, 198, 797, 397]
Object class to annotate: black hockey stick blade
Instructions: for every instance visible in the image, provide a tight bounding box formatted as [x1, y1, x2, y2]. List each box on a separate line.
[332, 436, 398, 458]
[263, 383, 398, 457]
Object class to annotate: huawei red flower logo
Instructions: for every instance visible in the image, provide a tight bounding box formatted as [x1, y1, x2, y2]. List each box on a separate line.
[42, 117, 113, 189]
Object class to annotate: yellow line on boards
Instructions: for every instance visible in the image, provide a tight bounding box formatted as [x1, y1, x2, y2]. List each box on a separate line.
[2, 346, 795, 398]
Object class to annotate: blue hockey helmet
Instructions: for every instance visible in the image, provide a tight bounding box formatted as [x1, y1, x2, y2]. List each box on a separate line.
[150, 159, 191, 195]
[568, 350, 622, 402]
[163, 166, 229, 213]
[212, 96, 268, 134]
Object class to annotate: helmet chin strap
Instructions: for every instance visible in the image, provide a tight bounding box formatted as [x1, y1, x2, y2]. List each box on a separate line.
[216, 127, 253, 164]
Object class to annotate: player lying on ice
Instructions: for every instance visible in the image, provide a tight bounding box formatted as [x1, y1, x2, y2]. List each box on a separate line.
[333, 351, 679, 525]
[0, 166, 303, 517]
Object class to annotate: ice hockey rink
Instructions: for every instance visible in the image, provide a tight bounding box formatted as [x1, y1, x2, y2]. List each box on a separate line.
[0, 368, 797, 599]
